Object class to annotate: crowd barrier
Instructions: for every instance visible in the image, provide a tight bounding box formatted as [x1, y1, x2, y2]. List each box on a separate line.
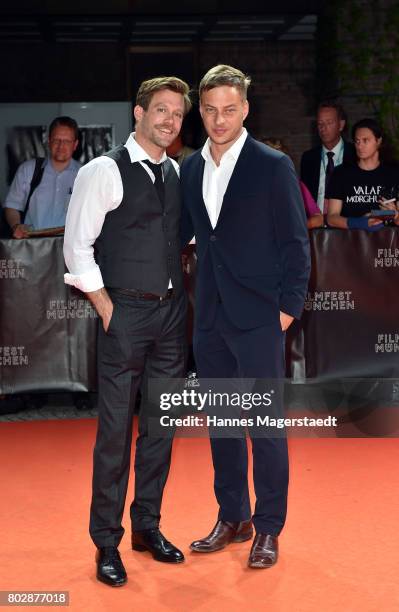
[1, 229, 398, 395]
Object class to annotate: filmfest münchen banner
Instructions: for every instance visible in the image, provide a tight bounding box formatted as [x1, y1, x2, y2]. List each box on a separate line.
[0, 237, 98, 394]
[0, 230, 398, 395]
[291, 228, 399, 381]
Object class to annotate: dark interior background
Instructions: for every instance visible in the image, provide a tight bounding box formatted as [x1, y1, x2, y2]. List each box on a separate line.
[0, 1, 378, 169]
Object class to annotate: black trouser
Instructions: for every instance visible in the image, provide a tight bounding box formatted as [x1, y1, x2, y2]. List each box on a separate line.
[89, 289, 186, 548]
[193, 303, 288, 536]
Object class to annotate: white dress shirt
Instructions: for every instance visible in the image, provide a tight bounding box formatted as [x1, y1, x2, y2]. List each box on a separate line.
[317, 137, 344, 211]
[202, 128, 248, 228]
[63, 134, 179, 293]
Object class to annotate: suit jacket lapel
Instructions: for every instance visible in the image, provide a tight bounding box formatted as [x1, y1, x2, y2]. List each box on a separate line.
[314, 145, 322, 196]
[216, 135, 253, 227]
[193, 152, 214, 230]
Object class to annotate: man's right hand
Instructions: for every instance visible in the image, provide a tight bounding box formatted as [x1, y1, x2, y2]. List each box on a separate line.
[102, 303, 114, 333]
[12, 224, 30, 239]
[85, 287, 114, 333]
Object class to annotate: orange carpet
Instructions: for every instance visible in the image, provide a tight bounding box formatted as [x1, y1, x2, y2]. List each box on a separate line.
[1, 418, 399, 612]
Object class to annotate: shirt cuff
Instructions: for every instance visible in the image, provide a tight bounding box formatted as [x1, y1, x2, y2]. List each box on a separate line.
[64, 266, 104, 292]
[3, 202, 24, 212]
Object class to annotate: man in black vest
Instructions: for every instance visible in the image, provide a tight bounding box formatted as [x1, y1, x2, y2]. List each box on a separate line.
[63, 76, 191, 587]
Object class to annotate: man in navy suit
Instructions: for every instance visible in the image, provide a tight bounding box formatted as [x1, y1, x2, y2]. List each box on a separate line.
[300, 101, 356, 213]
[180, 65, 310, 569]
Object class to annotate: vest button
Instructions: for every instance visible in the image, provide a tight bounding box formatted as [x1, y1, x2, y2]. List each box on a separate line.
[210, 235, 217, 242]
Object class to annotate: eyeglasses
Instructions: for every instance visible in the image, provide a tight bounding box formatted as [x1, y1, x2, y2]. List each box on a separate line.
[50, 138, 75, 146]
[317, 121, 337, 129]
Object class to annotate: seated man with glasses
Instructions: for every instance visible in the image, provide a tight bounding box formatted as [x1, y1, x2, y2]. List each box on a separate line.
[3, 116, 81, 238]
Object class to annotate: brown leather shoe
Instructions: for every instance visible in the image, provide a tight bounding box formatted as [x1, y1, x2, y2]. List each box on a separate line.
[190, 519, 253, 553]
[248, 533, 278, 568]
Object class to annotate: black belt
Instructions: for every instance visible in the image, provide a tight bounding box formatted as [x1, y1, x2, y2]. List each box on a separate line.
[108, 287, 174, 301]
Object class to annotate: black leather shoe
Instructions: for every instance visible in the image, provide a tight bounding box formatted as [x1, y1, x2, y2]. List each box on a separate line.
[190, 519, 253, 553]
[132, 528, 184, 563]
[96, 546, 127, 587]
[248, 533, 278, 568]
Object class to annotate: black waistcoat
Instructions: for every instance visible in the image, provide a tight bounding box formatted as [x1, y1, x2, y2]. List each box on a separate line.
[95, 145, 183, 296]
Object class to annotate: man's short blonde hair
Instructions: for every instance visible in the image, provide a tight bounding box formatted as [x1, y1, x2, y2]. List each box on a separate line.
[136, 76, 192, 114]
[199, 65, 251, 100]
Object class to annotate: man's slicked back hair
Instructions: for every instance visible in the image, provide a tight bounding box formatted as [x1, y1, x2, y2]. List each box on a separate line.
[199, 65, 251, 100]
[317, 100, 347, 122]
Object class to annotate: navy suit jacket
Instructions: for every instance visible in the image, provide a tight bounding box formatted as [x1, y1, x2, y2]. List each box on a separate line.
[300, 140, 356, 202]
[180, 135, 311, 330]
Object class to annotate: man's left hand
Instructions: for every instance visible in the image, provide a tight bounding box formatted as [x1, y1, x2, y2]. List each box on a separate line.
[280, 311, 294, 332]
[379, 197, 399, 224]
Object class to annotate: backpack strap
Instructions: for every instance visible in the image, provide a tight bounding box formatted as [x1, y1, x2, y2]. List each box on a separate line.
[21, 157, 45, 223]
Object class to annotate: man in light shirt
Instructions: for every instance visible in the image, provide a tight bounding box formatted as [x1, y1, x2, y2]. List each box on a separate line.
[63, 76, 191, 587]
[4, 116, 80, 237]
[300, 101, 356, 214]
[180, 65, 310, 569]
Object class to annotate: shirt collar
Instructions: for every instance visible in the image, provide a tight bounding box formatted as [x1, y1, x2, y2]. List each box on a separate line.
[202, 128, 248, 164]
[47, 157, 78, 173]
[322, 137, 344, 158]
[125, 132, 167, 164]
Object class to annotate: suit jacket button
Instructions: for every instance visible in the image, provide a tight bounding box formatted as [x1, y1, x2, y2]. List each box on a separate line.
[210, 235, 217, 242]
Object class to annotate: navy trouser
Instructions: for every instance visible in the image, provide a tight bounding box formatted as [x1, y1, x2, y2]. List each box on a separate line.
[193, 303, 288, 536]
[89, 290, 186, 548]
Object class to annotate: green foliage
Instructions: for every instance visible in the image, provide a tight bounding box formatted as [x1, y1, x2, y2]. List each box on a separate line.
[318, 0, 399, 157]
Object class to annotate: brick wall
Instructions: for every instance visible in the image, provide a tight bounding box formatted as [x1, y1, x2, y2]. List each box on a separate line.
[0, 39, 319, 170]
[198, 41, 316, 169]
